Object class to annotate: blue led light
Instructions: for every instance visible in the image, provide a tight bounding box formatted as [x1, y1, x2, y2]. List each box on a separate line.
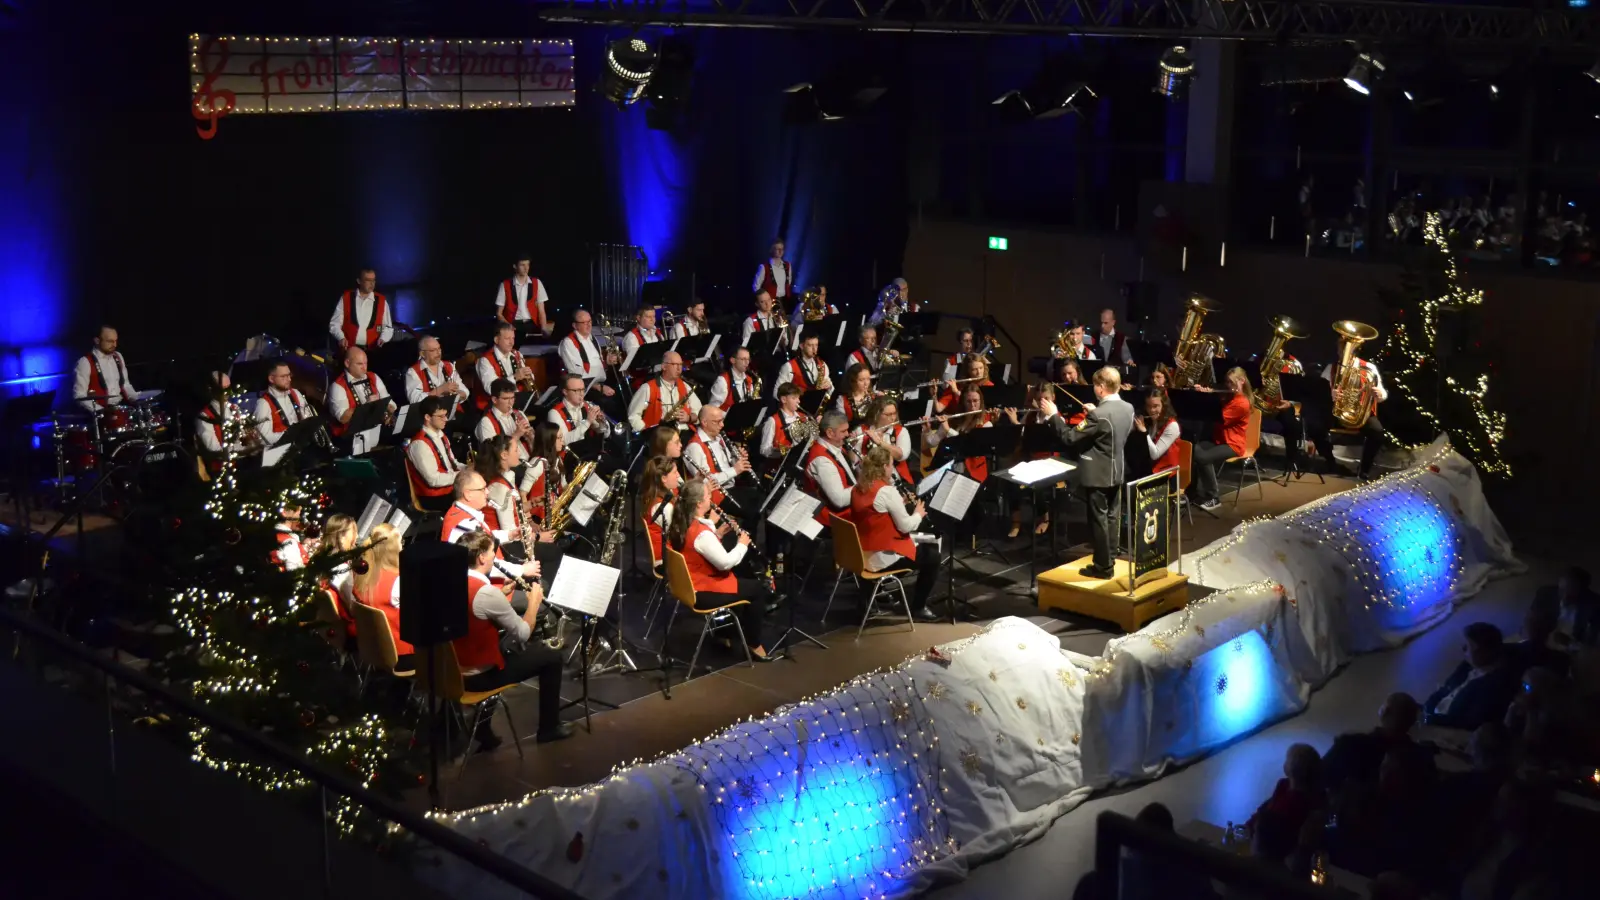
[1206, 631, 1274, 734]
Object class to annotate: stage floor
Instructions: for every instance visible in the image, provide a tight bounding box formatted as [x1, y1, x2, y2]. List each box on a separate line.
[421, 467, 1353, 814]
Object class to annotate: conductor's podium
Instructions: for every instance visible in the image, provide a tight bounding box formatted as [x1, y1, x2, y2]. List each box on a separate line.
[1037, 556, 1190, 633]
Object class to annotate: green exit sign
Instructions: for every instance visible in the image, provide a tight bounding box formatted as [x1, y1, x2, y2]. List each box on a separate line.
[987, 236, 1009, 251]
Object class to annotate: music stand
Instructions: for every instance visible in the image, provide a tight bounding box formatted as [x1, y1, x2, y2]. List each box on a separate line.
[724, 400, 767, 444]
[804, 314, 852, 351]
[915, 462, 982, 623]
[625, 339, 673, 385]
[937, 424, 1021, 565]
[548, 555, 624, 732]
[344, 398, 392, 456]
[1275, 373, 1328, 485]
[674, 332, 717, 364]
[763, 464, 827, 656]
[992, 457, 1078, 598]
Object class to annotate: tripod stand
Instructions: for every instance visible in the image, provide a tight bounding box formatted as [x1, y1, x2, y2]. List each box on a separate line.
[765, 469, 827, 656]
[558, 614, 619, 732]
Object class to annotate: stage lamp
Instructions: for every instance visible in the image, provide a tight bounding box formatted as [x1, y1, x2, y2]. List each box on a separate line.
[1343, 50, 1386, 96]
[1587, 59, 1600, 84]
[1155, 45, 1194, 100]
[599, 38, 657, 108]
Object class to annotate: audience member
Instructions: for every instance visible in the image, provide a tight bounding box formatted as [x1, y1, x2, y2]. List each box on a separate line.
[1119, 803, 1217, 900]
[1247, 743, 1324, 839]
[1322, 692, 1434, 791]
[1453, 781, 1553, 900]
[1435, 721, 1513, 832]
[1509, 590, 1569, 678]
[1424, 622, 1520, 730]
[1554, 566, 1599, 648]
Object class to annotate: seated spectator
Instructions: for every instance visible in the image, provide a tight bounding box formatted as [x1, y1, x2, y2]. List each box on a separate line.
[1249, 807, 1299, 870]
[1435, 720, 1513, 831]
[1554, 566, 1600, 648]
[1328, 745, 1440, 881]
[1322, 692, 1434, 790]
[1119, 803, 1217, 900]
[1505, 666, 1590, 764]
[1424, 622, 1520, 730]
[1454, 781, 1554, 900]
[1508, 590, 1568, 678]
[1247, 743, 1324, 839]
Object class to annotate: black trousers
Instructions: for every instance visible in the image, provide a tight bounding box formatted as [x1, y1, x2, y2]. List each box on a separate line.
[1191, 441, 1239, 502]
[1084, 485, 1121, 572]
[693, 574, 771, 648]
[878, 541, 942, 608]
[1260, 406, 1307, 468]
[461, 641, 563, 737]
[1303, 411, 1386, 475]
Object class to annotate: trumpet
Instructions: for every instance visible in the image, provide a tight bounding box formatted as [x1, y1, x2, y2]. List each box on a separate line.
[903, 408, 989, 428]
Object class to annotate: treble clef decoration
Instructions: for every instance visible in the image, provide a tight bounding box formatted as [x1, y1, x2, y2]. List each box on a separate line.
[191, 36, 237, 141]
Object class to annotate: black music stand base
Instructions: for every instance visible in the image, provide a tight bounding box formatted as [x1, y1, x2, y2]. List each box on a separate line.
[557, 616, 620, 734]
[770, 553, 826, 655]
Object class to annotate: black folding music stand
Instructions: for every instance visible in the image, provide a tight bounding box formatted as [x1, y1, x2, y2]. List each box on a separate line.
[806, 313, 851, 351]
[992, 458, 1077, 599]
[763, 450, 826, 657]
[724, 400, 767, 442]
[936, 425, 1021, 567]
[344, 398, 393, 456]
[1276, 373, 1328, 486]
[673, 332, 716, 364]
[626, 339, 673, 384]
[914, 463, 981, 623]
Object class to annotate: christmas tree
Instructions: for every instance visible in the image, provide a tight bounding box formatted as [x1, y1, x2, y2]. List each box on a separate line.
[142, 386, 417, 839]
[1374, 212, 1511, 477]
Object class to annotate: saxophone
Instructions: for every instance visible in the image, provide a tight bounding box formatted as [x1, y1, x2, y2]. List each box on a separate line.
[545, 459, 599, 533]
[1253, 315, 1308, 413]
[598, 470, 629, 566]
[1172, 293, 1227, 389]
[1330, 320, 1380, 428]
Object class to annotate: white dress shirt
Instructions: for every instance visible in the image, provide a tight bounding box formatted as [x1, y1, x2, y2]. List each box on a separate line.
[195, 402, 246, 455]
[752, 258, 791, 298]
[760, 411, 802, 459]
[486, 474, 536, 536]
[1145, 420, 1181, 461]
[464, 571, 529, 676]
[328, 291, 394, 347]
[72, 349, 136, 411]
[1320, 359, 1388, 403]
[404, 361, 468, 406]
[806, 441, 856, 509]
[627, 378, 701, 432]
[865, 483, 925, 572]
[740, 312, 786, 348]
[474, 408, 531, 463]
[558, 331, 608, 383]
[326, 371, 395, 424]
[475, 348, 520, 395]
[620, 326, 662, 359]
[693, 517, 748, 573]
[253, 386, 315, 449]
[547, 401, 596, 443]
[775, 356, 828, 390]
[406, 426, 463, 489]
[847, 348, 878, 373]
[686, 429, 738, 490]
[492, 276, 549, 323]
[707, 369, 754, 409]
[673, 317, 709, 339]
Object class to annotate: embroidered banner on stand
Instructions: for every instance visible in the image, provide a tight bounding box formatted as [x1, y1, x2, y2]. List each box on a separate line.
[189, 34, 576, 139]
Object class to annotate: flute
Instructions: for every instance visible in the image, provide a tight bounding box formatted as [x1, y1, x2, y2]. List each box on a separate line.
[912, 374, 990, 390]
[902, 408, 989, 428]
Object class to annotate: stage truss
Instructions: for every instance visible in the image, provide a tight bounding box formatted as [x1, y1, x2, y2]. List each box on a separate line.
[536, 0, 1597, 47]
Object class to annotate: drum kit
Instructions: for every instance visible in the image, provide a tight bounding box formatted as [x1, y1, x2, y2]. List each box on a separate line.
[48, 390, 179, 503]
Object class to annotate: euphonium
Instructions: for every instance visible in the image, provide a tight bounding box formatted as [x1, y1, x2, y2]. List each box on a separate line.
[1253, 315, 1308, 414]
[1330, 320, 1380, 429]
[975, 334, 1001, 361]
[545, 459, 599, 533]
[1172, 293, 1226, 389]
[801, 288, 828, 322]
[1051, 324, 1081, 360]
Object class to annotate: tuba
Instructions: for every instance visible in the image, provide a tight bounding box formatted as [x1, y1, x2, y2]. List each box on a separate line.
[1172, 294, 1227, 389]
[1330, 320, 1380, 429]
[544, 459, 599, 533]
[800, 288, 828, 322]
[1253, 315, 1308, 413]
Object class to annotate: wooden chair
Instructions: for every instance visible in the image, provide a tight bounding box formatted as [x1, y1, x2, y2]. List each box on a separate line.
[350, 601, 416, 698]
[662, 547, 755, 677]
[1173, 439, 1194, 527]
[194, 453, 212, 483]
[639, 511, 668, 641]
[414, 643, 524, 778]
[1214, 408, 1265, 509]
[821, 515, 916, 639]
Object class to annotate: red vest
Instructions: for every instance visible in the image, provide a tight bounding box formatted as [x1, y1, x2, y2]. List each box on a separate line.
[329, 373, 381, 438]
[197, 405, 225, 473]
[494, 475, 529, 532]
[564, 332, 595, 374]
[642, 500, 669, 564]
[453, 573, 506, 672]
[641, 379, 691, 430]
[353, 569, 415, 656]
[757, 259, 792, 299]
[717, 372, 753, 411]
[686, 433, 727, 505]
[1152, 421, 1182, 473]
[406, 430, 457, 499]
[682, 520, 737, 593]
[769, 411, 802, 454]
[803, 441, 852, 524]
[271, 529, 307, 569]
[851, 480, 915, 561]
[499, 278, 542, 325]
[848, 349, 875, 373]
[410, 360, 459, 407]
[339, 291, 388, 348]
[1096, 329, 1127, 362]
[473, 351, 513, 411]
[440, 504, 502, 543]
[886, 425, 913, 483]
[264, 389, 306, 432]
[784, 358, 820, 392]
[82, 351, 128, 407]
[1214, 393, 1252, 457]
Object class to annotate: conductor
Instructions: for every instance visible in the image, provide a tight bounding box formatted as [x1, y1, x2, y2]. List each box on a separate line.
[1036, 366, 1133, 579]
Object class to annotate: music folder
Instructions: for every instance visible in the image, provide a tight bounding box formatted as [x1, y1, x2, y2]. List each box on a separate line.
[674, 332, 716, 363]
[263, 415, 328, 467]
[626, 339, 673, 378]
[743, 328, 787, 357]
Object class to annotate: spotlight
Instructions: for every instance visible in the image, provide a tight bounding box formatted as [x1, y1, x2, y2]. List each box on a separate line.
[1155, 45, 1194, 100]
[994, 82, 1096, 122]
[1343, 50, 1386, 96]
[782, 70, 887, 124]
[1587, 59, 1600, 83]
[599, 38, 657, 108]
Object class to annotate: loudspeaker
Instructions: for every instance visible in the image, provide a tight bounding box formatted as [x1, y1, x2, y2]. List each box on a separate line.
[1122, 281, 1159, 325]
[399, 539, 470, 646]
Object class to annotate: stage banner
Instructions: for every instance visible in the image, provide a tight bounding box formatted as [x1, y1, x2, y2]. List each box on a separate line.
[189, 34, 575, 139]
[1128, 472, 1172, 588]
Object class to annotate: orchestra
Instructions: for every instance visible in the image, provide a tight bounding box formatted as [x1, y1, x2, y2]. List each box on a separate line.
[33, 243, 1433, 767]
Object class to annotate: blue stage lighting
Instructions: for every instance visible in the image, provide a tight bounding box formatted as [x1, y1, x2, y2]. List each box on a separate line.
[1205, 631, 1276, 735]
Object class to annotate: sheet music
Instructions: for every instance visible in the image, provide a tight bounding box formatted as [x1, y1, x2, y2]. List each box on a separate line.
[262, 442, 291, 469]
[1001, 363, 1013, 384]
[917, 460, 955, 497]
[356, 494, 394, 540]
[931, 472, 980, 520]
[621, 344, 639, 371]
[353, 425, 383, 456]
[1004, 458, 1076, 484]
[569, 472, 611, 527]
[942, 362, 957, 381]
[699, 334, 720, 363]
[392, 404, 412, 435]
[545, 554, 620, 618]
[834, 320, 847, 348]
[387, 508, 412, 538]
[902, 388, 920, 401]
[465, 340, 488, 352]
[768, 485, 822, 537]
